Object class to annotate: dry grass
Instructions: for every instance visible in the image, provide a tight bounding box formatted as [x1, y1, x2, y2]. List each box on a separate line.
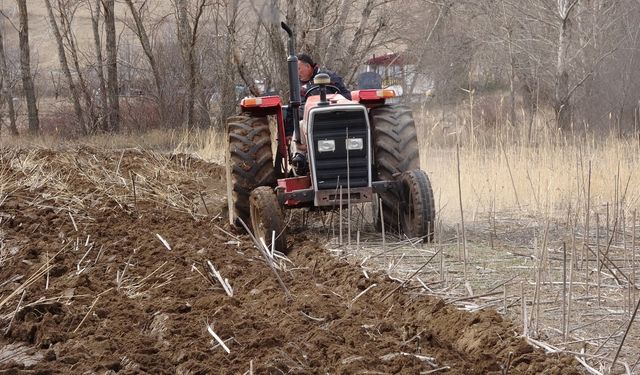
[415, 106, 640, 222]
[0, 128, 224, 162]
[425, 137, 640, 222]
[406, 104, 640, 373]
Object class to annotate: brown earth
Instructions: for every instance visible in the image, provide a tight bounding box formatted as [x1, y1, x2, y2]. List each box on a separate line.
[0, 148, 582, 374]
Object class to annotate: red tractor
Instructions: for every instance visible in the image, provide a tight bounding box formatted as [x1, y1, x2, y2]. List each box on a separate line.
[226, 23, 435, 252]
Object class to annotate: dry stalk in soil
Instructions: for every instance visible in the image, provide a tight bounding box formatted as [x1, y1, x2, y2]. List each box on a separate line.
[206, 261, 233, 297]
[380, 248, 442, 302]
[0, 244, 68, 310]
[455, 144, 467, 277]
[237, 218, 291, 300]
[610, 281, 640, 371]
[207, 323, 231, 354]
[73, 287, 113, 333]
[531, 218, 550, 335]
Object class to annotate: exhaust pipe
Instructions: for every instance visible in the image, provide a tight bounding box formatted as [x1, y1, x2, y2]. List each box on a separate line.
[281, 22, 301, 143]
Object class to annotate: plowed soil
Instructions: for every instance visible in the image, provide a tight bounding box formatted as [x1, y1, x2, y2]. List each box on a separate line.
[0, 148, 581, 374]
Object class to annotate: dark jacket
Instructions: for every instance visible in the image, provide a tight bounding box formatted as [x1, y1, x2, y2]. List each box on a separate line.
[301, 66, 352, 100]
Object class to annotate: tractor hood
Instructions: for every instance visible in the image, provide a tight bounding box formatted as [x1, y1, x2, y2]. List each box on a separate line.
[302, 94, 355, 119]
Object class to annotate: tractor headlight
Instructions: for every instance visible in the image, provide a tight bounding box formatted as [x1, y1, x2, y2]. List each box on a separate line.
[317, 139, 336, 152]
[345, 138, 364, 150]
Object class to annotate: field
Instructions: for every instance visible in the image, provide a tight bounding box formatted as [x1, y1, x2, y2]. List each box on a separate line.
[1, 0, 638, 372]
[0, 117, 639, 374]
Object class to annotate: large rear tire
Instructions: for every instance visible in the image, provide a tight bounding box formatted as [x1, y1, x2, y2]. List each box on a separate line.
[250, 186, 287, 253]
[399, 170, 435, 240]
[370, 105, 420, 231]
[226, 115, 275, 227]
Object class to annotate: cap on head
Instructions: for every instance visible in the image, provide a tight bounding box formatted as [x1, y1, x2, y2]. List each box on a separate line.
[298, 53, 315, 67]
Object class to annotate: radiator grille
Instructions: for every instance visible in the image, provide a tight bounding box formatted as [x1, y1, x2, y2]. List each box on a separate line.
[310, 108, 370, 190]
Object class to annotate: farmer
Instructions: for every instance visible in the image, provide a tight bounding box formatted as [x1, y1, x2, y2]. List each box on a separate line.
[297, 53, 352, 100]
[289, 54, 351, 175]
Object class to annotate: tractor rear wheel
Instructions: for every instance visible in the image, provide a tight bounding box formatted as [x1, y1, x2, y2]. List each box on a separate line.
[226, 115, 276, 228]
[370, 105, 420, 231]
[249, 186, 287, 253]
[399, 170, 435, 240]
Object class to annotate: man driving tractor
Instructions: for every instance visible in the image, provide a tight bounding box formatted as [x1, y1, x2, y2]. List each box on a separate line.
[297, 53, 351, 100]
[289, 53, 351, 175]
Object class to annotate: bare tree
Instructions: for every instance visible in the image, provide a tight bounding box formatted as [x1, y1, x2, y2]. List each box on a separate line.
[44, 0, 87, 135]
[89, 0, 108, 131]
[336, 0, 376, 79]
[103, 0, 119, 132]
[299, 1, 329, 54]
[57, 0, 98, 131]
[554, 0, 578, 130]
[0, 27, 17, 136]
[124, 0, 168, 125]
[323, 0, 351, 66]
[15, 0, 39, 135]
[175, 0, 210, 129]
[1, 0, 636, 138]
[205, 0, 243, 124]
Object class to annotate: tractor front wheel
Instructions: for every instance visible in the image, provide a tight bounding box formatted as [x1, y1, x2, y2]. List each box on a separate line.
[398, 170, 436, 240]
[249, 186, 288, 253]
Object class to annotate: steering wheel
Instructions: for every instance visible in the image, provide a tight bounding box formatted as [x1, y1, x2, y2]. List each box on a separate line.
[304, 84, 341, 99]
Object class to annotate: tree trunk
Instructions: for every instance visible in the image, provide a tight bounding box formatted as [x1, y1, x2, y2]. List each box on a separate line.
[507, 28, 517, 127]
[16, 0, 39, 135]
[555, 4, 573, 131]
[124, 0, 168, 126]
[299, 1, 325, 56]
[103, 0, 120, 132]
[58, 1, 97, 132]
[323, 0, 351, 66]
[267, 4, 288, 92]
[90, 0, 108, 132]
[408, 2, 450, 97]
[175, 0, 210, 129]
[346, 18, 384, 84]
[555, 25, 571, 130]
[337, 0, 375, 79]
[176, 0, 195, 129]
[285, 0, 297, 40]
[44, 0, 87, 135]
[218, 0, 239, 126]
[0, 28, 18, 136]
[190, 0, 210, 129]
[521, 79, 536, 142]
